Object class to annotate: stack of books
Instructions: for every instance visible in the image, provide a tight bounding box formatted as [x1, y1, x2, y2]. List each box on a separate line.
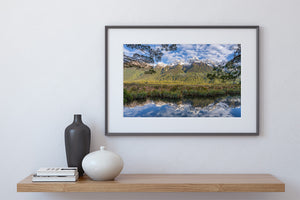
[32, 167, 79, 182]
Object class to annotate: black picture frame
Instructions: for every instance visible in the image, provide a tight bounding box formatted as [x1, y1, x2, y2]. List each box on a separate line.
[105, 26, 259, 136]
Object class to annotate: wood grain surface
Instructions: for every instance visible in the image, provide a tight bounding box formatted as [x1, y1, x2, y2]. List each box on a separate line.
[17, 174, 285, 192]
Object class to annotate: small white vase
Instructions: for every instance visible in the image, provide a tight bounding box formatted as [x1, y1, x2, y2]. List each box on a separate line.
[82, 146, 123, 181]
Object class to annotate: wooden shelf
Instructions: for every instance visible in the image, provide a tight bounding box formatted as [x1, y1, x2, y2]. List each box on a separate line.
[17, 174, 285, 192]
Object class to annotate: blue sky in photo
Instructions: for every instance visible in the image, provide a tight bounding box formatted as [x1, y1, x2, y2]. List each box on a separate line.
[124, 44, 239, 65]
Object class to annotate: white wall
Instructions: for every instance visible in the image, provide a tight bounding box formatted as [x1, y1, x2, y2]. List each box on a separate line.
[0, 0, 299, 199]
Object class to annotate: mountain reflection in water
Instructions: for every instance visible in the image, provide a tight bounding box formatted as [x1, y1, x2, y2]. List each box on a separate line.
[124, 96, 241, 117]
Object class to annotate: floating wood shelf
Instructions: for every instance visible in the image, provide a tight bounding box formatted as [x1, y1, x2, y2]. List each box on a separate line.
[17, 174, 285, 192]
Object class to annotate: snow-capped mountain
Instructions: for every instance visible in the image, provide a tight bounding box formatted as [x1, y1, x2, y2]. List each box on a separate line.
[155, 58, 226, 68]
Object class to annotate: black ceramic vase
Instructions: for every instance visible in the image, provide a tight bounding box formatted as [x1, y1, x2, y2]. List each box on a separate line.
[65, 114, 91, 176]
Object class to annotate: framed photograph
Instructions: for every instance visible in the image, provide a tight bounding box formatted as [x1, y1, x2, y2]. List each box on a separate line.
[105, 26, 259, 136]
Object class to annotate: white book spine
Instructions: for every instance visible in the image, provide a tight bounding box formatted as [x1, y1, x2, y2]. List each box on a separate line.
[32, 172, 79, 182]
[37, 167, 78, 176]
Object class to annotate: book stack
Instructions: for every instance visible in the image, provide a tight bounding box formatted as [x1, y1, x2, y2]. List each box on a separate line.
[32, 167, 79, 182]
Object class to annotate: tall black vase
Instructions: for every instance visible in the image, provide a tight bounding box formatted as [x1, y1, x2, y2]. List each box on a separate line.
[65, 114, 91, 176]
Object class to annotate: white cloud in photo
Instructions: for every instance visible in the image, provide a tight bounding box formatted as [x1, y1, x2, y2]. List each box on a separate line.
[124, 44, 239, 65]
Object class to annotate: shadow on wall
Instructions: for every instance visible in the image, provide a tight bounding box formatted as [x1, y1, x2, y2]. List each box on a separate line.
[43, 191, 286, 200]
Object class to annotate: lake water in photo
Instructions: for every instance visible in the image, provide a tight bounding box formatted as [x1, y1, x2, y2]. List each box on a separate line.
[124, 96, 241, 117]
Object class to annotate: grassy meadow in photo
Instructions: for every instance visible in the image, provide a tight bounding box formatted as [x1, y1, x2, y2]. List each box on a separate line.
[123, 44, 241, 117]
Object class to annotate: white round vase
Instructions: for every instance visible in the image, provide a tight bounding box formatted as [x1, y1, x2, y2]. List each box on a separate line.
[82, 146, 123, 181]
